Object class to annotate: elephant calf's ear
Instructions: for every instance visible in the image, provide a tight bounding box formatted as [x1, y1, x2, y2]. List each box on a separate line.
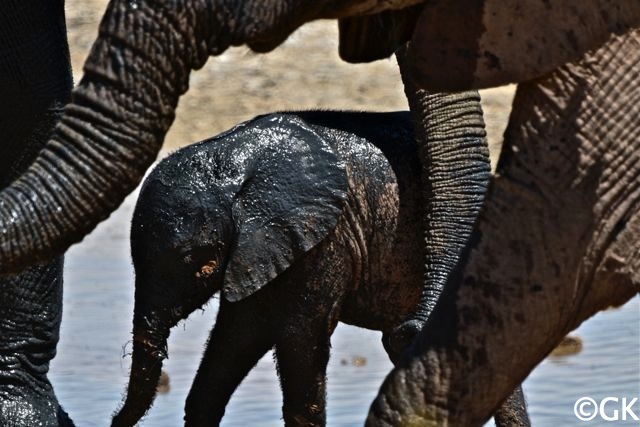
[338, 5, 422, 63]
[223, 117, 348, 302]
[409, 0, 640, 91]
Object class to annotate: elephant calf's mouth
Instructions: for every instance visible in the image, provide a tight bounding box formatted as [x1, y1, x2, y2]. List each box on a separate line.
[195, 260, 219, 279]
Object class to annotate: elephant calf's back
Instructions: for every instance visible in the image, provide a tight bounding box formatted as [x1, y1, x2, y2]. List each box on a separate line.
[296, 112, 426, 331]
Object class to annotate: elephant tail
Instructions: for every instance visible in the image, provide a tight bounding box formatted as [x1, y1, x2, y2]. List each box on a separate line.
[112, 315, 169, 427]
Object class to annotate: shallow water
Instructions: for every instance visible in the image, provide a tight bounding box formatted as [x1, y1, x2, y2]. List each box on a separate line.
[48, 190, 640, 426]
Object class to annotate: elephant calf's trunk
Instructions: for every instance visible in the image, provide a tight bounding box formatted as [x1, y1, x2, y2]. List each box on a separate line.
[112, 323, 169, 427]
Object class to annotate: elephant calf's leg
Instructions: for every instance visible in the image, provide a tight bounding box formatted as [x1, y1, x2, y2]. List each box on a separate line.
[271, 274, 345, 425]
[184, 298, 273, 426]
[274, 312, 338, 427]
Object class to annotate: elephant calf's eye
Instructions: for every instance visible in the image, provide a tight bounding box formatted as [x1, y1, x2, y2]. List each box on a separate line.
[195, 260, 219, 279]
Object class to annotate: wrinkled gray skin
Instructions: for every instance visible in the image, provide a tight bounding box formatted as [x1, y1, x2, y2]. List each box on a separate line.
[0, 1, 74, 425]
[2, 1, 639, 425]
[113, 111, 528, 427]
[368, 28, 640, 427]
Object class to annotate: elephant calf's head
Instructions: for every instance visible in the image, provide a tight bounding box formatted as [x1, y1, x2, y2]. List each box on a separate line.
[130, 161, 234, 326]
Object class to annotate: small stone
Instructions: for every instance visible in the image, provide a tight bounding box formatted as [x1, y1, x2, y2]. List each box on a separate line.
[156, 370, 170, 394]
[549, 335, 583, 357]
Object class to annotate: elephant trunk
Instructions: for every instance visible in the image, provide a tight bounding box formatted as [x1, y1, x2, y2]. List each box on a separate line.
[0, 0, 220, 273]
[385, 46, 490, 358]
[112, 314, 170, 427]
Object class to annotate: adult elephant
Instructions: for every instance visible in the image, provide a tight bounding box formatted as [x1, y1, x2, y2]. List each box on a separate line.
[368, 8, 640, 427]
[0, 0, 638, 424]
[0, 1, 74, 425]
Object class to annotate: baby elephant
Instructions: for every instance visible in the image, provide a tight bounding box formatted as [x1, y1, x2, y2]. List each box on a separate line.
[112, 111, 529, 426]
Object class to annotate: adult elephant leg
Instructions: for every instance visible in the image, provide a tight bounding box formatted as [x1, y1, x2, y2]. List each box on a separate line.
[384, 45, 490, 359]
[0, 259, 73, 426]
[0, 1, 73, 425]
[368, 29, 640, 426]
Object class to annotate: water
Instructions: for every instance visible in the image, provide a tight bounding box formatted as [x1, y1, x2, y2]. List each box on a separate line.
[49, 192, 640, 426]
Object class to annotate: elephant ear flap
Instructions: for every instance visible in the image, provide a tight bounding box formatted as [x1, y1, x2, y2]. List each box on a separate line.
[409, 0, 640, 91]
[338, 5, 422, 63]
[222, 117, 348, 302]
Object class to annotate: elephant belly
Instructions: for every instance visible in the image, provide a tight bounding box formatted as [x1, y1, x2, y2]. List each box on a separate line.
[341, 168, 424, 332]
